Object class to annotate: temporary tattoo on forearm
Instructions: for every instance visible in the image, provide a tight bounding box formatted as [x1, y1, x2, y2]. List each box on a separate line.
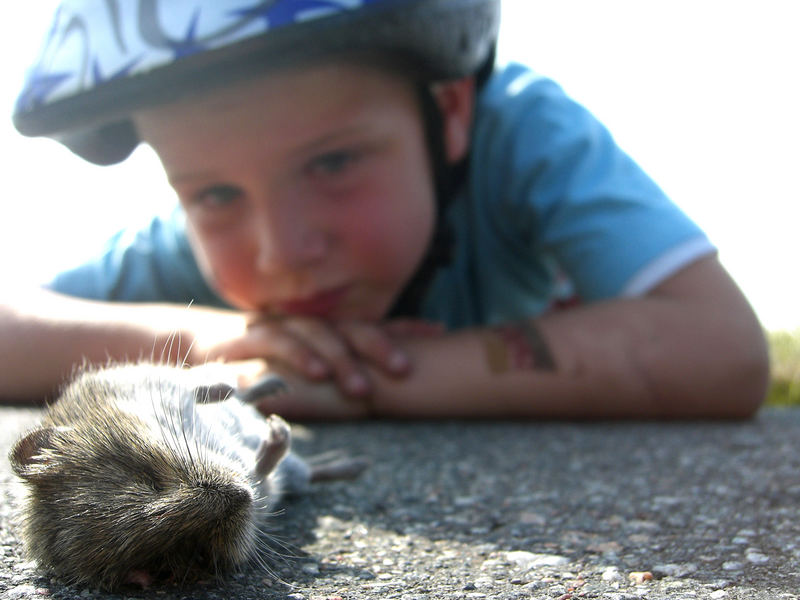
[483, 320, 556, 374]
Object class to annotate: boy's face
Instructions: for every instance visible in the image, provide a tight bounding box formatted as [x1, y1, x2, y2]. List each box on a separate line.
[136, 62, 467, 320]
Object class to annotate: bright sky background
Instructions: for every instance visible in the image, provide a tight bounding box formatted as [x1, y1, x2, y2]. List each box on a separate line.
[1, 1, 798, 331]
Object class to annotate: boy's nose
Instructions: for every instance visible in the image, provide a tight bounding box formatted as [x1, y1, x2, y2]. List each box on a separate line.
[253, 206, 329, 273]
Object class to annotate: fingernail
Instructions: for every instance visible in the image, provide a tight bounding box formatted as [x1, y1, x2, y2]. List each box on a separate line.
[389, 350, 410, 372]
[307, 358, 328, 378]
[346, 373, 369, 395]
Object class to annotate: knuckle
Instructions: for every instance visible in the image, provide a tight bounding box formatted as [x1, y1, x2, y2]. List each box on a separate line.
[341, 321, 393, 357]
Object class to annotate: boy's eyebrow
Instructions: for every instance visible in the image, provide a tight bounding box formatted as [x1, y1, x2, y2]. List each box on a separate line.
[289, 123, 378, 157]
[167, 170, 223, 187]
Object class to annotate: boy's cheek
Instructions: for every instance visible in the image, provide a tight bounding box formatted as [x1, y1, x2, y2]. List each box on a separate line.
[188, 236, 257, 308]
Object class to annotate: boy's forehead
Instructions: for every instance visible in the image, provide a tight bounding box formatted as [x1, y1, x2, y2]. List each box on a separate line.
[135, 59, 411, 126]
[133, 59, 421, 169]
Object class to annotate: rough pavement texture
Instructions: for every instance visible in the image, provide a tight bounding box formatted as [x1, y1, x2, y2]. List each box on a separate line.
[1, 406, 798, 600]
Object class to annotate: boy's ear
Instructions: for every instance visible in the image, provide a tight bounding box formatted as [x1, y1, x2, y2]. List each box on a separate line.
[9, 427, 65, 480]
[432, 76, 475, 164]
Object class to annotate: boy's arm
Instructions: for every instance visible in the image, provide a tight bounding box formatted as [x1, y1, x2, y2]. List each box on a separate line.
[0, 288, 247, 402]
[258, 255, 769, 419]
[2, 255, 768, 418]
[376, 255, 768, 418]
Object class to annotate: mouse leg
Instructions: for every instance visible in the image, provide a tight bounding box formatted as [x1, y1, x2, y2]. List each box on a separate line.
[254, 415, 291, 477]
[276, 453, 370, 496]
[309, 454, 371, 483]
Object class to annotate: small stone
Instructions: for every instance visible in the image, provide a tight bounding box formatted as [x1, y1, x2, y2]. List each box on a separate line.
[480, 559, 503, 570]
[587, 541, 623, 554]
[454, 495, 480, 507]
[652, 563, 697, 578]
[722, 561, 743, 571]
[709, 591, 728, 599]
[519, 511, 547, 525]
[732, 536, 749, 544]
[745, 550, 769, 564]
[5, 585, 37, 600]
[560, 571, 577, 579]
[628, 571, 653, 584]
[522, 580, 547, 591]
[505, 551, 569, 570]
[601, 566, 622, 581]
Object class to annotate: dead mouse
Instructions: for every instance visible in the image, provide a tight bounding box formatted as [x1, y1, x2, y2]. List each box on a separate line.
[8, 362, 368, 590]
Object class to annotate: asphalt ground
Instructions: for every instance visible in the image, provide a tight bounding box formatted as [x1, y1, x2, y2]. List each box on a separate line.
[1, 406, 798, 600]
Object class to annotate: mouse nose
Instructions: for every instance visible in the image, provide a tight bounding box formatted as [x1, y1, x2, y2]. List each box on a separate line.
[195, 480, 253, 516]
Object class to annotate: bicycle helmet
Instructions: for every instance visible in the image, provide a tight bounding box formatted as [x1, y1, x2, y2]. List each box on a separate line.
[13, 0, 500, 165]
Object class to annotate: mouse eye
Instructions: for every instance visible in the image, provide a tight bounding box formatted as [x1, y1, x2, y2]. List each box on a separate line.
[138, 477, 163, 493]
[135, 467, 166, 493]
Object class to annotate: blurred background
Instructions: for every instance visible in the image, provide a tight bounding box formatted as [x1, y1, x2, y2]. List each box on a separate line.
[1, 1, 798, 342]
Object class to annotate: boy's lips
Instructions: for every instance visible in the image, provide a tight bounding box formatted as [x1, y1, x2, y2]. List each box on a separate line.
[273, 284, 352, 318]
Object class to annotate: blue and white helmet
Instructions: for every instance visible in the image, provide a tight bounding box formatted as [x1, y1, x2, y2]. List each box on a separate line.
[13, 0, 500, 165]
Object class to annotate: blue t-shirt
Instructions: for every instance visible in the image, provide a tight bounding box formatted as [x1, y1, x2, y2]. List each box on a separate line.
[49, 62, 713, 329]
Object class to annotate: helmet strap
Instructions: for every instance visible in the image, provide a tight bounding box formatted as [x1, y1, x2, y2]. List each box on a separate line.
[387, 83, 469, 319]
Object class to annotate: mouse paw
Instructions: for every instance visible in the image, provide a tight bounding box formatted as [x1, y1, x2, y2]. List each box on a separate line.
[255, 415, 291, 476]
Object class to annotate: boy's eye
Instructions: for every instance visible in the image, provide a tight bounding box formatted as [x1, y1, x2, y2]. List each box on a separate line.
[192, 184, 242, 208]
[307, 149, 360, 177]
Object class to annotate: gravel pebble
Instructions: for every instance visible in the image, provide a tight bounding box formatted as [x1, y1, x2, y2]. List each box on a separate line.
[601, 567, 622, 581]
[5, 585, 38, 599]
[746, 550, 770, 564]
[505, 551, 570, 570]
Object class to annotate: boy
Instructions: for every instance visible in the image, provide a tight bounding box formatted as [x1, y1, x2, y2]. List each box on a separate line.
[1, 0, 768, 418]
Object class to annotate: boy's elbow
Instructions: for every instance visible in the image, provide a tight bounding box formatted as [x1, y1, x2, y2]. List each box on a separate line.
[715, 321, 771, 419]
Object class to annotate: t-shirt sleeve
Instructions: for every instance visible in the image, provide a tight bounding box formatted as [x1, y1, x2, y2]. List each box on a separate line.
[46, 207, 228, 307]
[472, 63, 714, 301]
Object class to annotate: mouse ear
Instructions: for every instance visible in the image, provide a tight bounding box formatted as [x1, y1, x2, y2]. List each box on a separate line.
[8, 427, 67, 479]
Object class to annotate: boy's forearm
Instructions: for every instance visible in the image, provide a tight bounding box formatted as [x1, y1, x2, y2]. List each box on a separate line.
[367, 265, 768, 420]
[368, 301, 765, 419]
[366, 324, 627, 419]
[0, 288, 243, 402]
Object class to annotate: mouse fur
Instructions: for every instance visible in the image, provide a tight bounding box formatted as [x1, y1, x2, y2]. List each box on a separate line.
[8, 362, 360, 590]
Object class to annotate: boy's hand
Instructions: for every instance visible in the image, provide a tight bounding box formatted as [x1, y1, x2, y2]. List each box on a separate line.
[205, 315, 444, 398]
[250, 363, 371, 420]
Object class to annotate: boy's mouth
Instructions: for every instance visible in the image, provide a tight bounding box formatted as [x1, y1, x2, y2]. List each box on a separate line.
[273, 284, 352, 319]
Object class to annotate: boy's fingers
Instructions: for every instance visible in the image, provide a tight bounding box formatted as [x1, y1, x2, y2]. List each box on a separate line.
[336, 321, 410, 377]
[254, 374, 371, 420]
[281, 318, 371, 396]
[236, 320, 329, 378]
[228, 316, 419, 397]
